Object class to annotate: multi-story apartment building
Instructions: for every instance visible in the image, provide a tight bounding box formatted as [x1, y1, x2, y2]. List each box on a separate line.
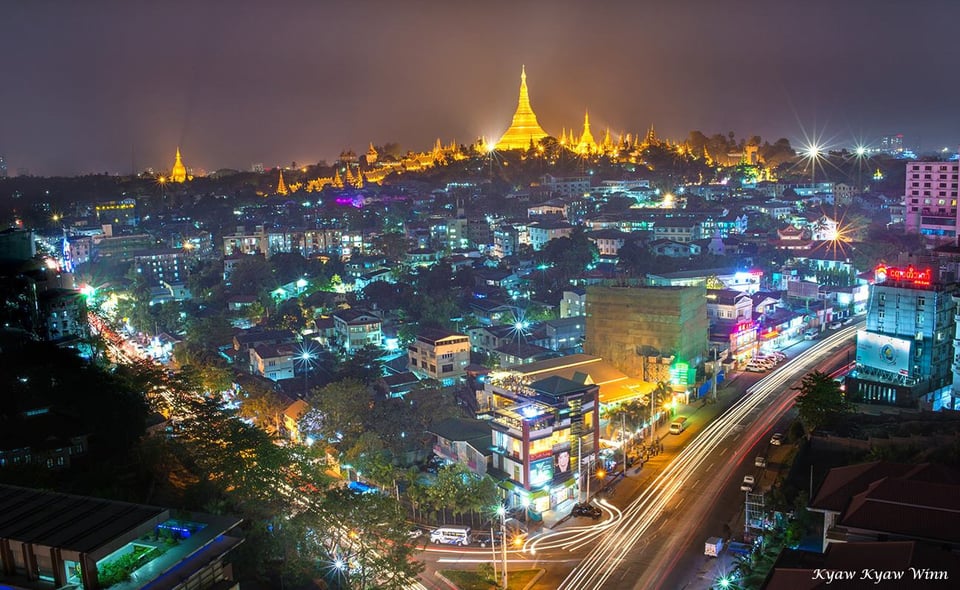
[332, 308, 382, 351]
[481, 372, 599, 513]
[467, 217, 493, 249]
[528, 220, 574, 251]
[848, 263, 958, 409]
[92, 230, 155, 261]
[407, 328, 471, 385]
[539, 174, 591, 197]
[560, 288, 586, 318]
[468, 324, 518, 357]
[652, 218, 702, 243]
[134, 248, 188, 287]
[63, 234, 92, 269]
[249, 343, 295, 381]
[223, 225, 270, 257]
[706, 289, 753, 322]
[903, 160, 959, 239]
[39, 288, 88, 343]
[585, 229, 631, 257]
[492, 222, 529, 259]
[540, 317, 585, 353]
[301, 228, 344, 257]
[94, 197, 138, 226]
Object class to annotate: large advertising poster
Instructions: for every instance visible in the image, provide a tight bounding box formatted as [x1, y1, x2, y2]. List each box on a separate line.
[553, 443, 572, 476]
[856, 331, 912, 376]
[529, 458, 554, 488]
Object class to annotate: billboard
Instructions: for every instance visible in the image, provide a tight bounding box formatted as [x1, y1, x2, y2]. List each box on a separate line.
[553, 443, 572, 476]
[856, 331, 912, 376]
[529, 458, 554, 488]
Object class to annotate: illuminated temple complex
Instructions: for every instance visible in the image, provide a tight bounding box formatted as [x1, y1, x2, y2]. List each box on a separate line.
[170, 147, 187, 183]
[495, 66, 550, 150]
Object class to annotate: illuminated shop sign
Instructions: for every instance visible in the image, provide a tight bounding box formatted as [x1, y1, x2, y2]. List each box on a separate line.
[874, 265, 932, 287]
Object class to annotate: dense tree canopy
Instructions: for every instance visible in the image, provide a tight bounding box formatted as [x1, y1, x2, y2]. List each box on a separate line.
[793, 371, 851, 435]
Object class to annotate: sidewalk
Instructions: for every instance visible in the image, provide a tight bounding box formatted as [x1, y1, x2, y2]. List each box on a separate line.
[593, 374, 747, 506]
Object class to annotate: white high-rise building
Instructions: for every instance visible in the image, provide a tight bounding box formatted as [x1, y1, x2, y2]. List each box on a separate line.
[903, 160, 960, 239]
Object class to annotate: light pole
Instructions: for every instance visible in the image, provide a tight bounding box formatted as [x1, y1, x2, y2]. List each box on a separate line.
[854, 144, 867, 197]
[496, 505, 508, 589]
[298, 346, 316, 397]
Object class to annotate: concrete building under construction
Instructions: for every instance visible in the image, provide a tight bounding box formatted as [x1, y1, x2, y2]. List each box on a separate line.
[584, 284, 709, 381]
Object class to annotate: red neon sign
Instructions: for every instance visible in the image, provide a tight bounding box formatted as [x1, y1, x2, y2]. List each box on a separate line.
[874, 265, 932, 287]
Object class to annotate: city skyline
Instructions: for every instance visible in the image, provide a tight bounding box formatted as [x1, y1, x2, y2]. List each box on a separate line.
[3, 0, 960, 175]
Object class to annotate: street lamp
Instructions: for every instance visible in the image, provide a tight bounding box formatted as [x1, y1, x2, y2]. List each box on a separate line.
[298, 344, 317, 396]
[496, 505, 508, 589]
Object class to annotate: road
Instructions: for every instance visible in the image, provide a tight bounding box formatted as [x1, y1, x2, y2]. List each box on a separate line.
[557, 324, 860, 590]
[412, 325, 860, 590]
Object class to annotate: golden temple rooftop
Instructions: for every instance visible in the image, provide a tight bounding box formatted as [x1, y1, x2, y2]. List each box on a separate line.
[495, 66, 550, 150]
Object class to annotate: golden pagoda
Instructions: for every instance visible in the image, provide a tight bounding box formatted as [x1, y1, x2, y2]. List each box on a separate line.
[276, 169, 288, 195]
[576, 111, 597, 154]
[170, 147, 187, 183]
[601, 128, 614, 152]
[642, 124, 659, 148]
[495, 66, 550, 150]
[331, 169, 344, 189]
[365, 142, 379, 165]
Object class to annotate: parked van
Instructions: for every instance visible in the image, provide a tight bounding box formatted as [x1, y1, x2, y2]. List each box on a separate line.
[430, 525, 472, 546]
[669, 417, 687, 435]
[755, 456, 767, 469]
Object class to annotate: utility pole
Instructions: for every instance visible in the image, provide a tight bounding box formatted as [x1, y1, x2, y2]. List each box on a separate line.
[621, 412, 627, 474]
[579, 439, 593, 504]
[578, 437, 584, 502]
[498, 506, 508, 589]
[491, 523, 498, 583]
[710, 346, 717, 401]
[649, 387, 655, 438]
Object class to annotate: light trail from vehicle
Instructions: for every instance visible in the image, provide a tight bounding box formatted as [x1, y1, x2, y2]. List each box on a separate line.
[524, 499, 623, 552]
[558, 325, 860, 589]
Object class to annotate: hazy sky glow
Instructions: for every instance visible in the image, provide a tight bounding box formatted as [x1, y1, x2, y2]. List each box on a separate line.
[2, 0, 958, 175]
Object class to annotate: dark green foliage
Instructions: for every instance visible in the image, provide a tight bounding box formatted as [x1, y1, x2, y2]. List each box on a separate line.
[793, 371, 851, 435]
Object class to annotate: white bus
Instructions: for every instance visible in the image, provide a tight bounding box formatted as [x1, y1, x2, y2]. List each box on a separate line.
[430, 525, 472, 546]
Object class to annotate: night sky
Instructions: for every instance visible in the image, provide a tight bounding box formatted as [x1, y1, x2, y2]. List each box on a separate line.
[2, 0, 958, 176]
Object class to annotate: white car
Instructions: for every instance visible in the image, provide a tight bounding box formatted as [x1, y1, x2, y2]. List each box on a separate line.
[745, 362, 767, 373]
[770, 433, 784, 446]
[828, 321, 842, 329]
[740, 475, 755, 492]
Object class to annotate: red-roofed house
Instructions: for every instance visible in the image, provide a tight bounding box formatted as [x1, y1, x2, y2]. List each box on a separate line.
[808, 461, 960, 552]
